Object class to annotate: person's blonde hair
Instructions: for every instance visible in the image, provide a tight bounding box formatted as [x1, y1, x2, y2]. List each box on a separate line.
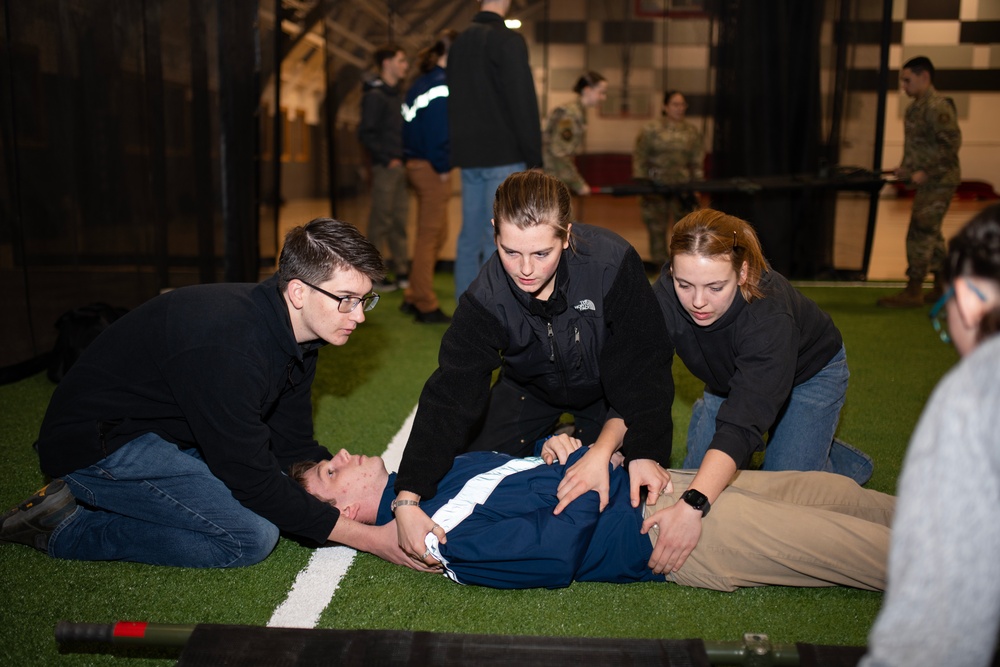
[492, 171, 574, 246]
[669, 209, 768, 302]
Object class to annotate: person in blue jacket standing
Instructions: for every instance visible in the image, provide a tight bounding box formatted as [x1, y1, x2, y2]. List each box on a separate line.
[400, 30, 457, 324]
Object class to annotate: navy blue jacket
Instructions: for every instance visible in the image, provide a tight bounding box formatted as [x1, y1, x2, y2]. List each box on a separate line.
[403, 65, 450, 174]
[378, 449, 664, 589]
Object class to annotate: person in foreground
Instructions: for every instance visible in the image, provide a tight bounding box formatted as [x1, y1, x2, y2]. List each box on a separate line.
[0, 218, 425, 570]
[861, 203, 1000, 667]
[650, 209, 875, 575]
[292, 438, 893, 592]
[391, 171, 675, 568]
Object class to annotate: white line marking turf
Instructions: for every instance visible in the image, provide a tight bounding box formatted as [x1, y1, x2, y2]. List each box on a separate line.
[267, 405, 418, 628]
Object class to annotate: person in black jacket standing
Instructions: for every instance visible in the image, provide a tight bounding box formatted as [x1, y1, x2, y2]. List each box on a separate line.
[359, 43, 410, 291]
[448, 0, 542, 300]
[1, 218, 432, 571]
[391, 171, 674, 566]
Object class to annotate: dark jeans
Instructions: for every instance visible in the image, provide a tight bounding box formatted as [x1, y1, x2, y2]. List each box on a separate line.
[50, 433, 279, 567]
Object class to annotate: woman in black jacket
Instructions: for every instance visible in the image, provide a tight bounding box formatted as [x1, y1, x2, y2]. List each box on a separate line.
[648, 208, 873, 576]
[392, 171, 674, 565]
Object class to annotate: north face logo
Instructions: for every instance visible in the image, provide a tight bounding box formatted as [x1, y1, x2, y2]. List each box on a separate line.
[574, 299, 596, 312]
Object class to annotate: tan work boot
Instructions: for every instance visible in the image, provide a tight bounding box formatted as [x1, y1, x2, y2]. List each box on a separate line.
[877, 279, 924, 308]
[924, 273, 948, 304]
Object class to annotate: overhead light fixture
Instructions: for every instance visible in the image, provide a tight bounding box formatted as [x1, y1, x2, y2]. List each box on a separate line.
[504, 19, 522, 29]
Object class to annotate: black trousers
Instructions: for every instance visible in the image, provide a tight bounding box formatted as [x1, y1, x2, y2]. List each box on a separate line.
[466, 376, 609, 457]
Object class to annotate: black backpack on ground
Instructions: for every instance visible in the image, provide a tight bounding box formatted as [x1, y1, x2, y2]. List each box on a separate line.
[47, 303, 128, 383]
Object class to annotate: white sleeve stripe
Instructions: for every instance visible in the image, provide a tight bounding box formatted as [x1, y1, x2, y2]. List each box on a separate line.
[401, 84, 449, 123]
[425, 456, 546, 583]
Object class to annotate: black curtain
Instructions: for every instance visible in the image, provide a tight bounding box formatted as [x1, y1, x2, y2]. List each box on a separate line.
[0, 0, 260, 380]
[710, 0, 832, 278]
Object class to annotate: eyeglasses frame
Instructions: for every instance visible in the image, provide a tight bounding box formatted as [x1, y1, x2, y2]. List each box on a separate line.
[299, 279, 380, 313]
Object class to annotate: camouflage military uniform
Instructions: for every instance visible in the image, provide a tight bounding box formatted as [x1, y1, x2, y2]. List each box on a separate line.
[633, 118, 705, 266]
[543, 100, 589, 194]
[900, 86, 961, 283]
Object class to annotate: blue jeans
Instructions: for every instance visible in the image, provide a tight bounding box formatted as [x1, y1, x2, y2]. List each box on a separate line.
[683, 345, 873, 484]
[455, 163, 524, 298]
[49, 433, 279, 567]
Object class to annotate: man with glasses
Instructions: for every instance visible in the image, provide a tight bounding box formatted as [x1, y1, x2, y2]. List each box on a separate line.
[2, 218, 423, 570]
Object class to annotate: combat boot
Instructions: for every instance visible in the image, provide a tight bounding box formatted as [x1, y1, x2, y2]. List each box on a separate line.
[924, 272, 948, 304]
[877, 278, 924, 308]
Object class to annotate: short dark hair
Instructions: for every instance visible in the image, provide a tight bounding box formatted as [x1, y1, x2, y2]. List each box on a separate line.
[288, 461, 338, 508]
[373, 43, 403, 69]
[903, 56, 935, 81]
[277, 218, 385, 292]
[661, 90, 686, 115]
[572, 71, 606, 95]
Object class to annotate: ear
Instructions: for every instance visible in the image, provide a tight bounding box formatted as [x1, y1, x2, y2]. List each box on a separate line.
[953, 279, 989, 330]
[286, 279, 306, 311]
[340, 502, 361, 521]
[564, 222, 573, 249]
[737, 260, 749, 286]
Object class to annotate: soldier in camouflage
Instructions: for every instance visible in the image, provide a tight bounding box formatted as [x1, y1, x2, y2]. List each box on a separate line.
[878, 56, 962, 308]
[633, 91, 705, 267]
[543, 72, 607, 196]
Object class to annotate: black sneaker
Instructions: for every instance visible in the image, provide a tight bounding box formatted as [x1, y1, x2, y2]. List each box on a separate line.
[415, 308, 452, 324]
[399, 301, 418, 316]
[0, 479, 77, 552]
[397, 274, 410, 290]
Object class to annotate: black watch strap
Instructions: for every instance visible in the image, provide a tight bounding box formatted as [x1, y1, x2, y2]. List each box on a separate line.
[681, 488, 711, 517]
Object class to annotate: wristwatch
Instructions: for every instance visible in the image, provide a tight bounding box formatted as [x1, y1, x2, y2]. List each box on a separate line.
[390, 498, 420, 514]
[680, 488, 711, 517]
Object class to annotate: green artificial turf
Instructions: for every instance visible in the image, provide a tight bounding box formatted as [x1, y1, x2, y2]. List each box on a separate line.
[0, 278, 957, 664]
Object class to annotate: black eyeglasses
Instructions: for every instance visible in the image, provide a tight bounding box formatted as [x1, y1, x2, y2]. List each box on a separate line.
[928, 279, 987, 344]
[300, 280, 379, 313]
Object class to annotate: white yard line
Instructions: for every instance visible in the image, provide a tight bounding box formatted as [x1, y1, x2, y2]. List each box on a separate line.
[267, 405, 417, 628]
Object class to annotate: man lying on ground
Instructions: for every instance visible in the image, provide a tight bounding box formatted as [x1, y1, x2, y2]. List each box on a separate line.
[291, 437, 893, 591]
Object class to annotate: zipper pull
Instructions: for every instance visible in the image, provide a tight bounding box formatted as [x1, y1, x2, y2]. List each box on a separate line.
[547, 322, 555, 362]
[574, 326, 582, 368]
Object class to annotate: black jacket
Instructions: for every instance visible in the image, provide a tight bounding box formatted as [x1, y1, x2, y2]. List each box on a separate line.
[396, 224, 673, 499]
[35, 275, 341, 544]
[359, 77, 404, 166]
[448, 11, 542, 169]
[653, 266, 843, 467]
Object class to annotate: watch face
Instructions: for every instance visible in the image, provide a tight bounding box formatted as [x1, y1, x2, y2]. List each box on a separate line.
[682, 489, 708, 510]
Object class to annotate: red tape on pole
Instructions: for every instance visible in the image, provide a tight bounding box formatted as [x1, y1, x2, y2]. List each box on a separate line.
[113, 621, 149, 638]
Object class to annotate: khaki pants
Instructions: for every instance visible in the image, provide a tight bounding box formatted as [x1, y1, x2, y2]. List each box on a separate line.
[405, 160, 450, 312]
[645, 470, 894, 592]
